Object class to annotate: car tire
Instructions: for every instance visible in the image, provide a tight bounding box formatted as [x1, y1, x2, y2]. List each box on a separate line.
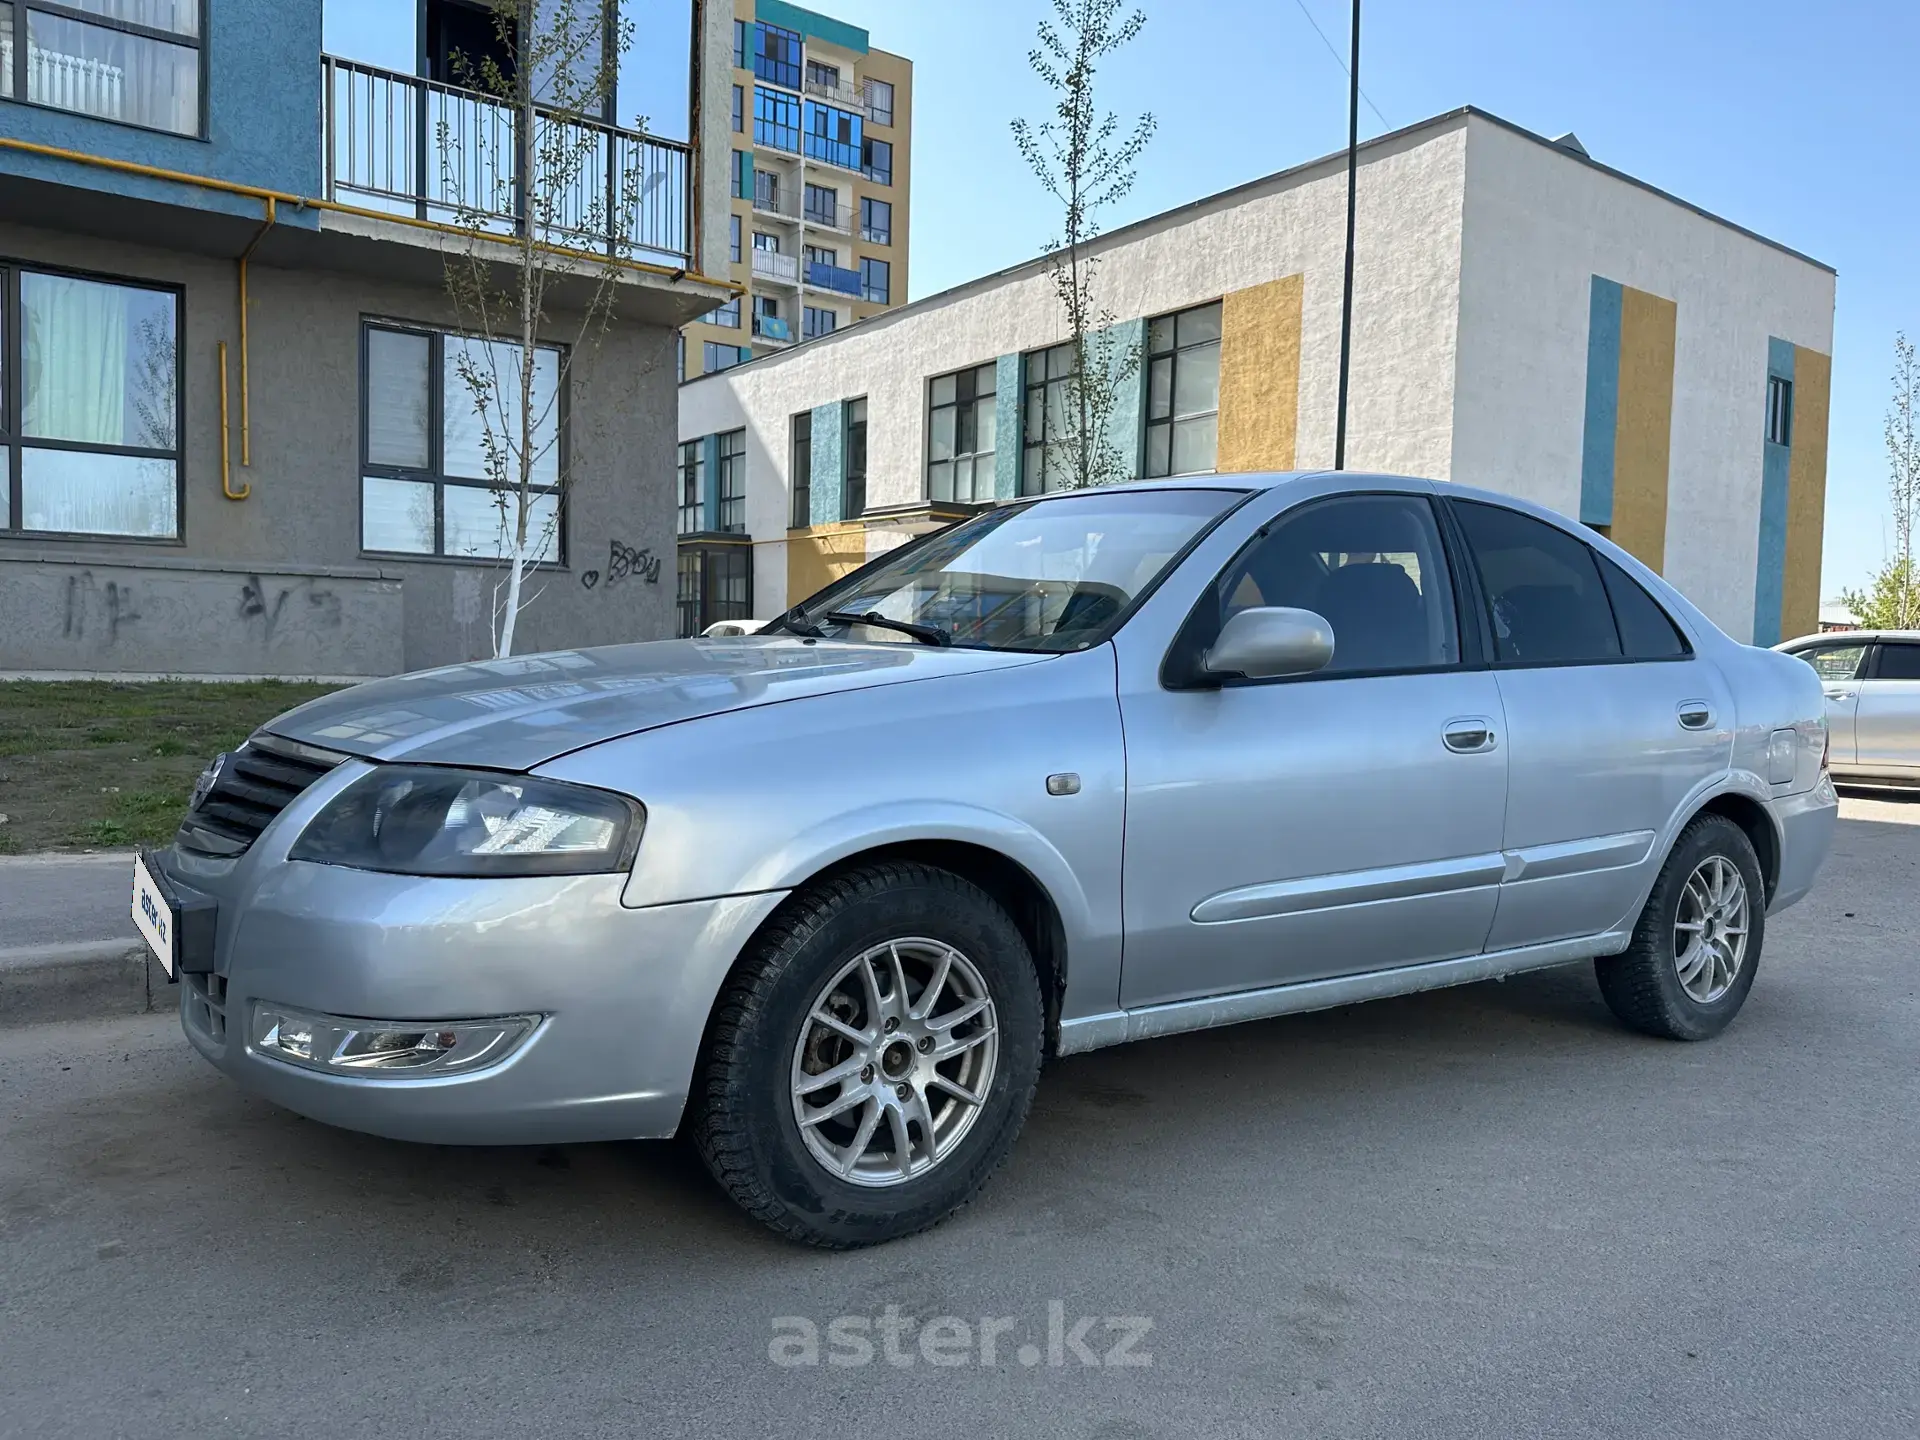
[690, 860, 1044, 1248]
[1594, 813, 1766, 1041]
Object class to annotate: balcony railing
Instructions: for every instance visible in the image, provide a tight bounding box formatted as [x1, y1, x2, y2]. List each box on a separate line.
[806, 260, 863, 298]
[752, 249, 799, 285]
[804, 199, 851, 233]
[323, 55, 692, 267]
[751, 185, 800, 221]
[753, 314, 793, 343]
[803, 74, 865, 111]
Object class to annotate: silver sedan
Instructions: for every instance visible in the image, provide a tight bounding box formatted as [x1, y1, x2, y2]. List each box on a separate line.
[136, 473, 1837, 1247]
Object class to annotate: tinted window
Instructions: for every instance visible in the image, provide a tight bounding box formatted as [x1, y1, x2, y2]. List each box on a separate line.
[1793, 644, 1865, 681]
[1453, 501, 1621, 665]
[1876, 643, 1920, 681]
[1216, 494, 1459, 675]
[1597, 554, 1689, 659]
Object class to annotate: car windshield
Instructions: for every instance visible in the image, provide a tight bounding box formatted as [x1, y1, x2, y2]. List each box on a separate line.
[789, 487, 1243, 651]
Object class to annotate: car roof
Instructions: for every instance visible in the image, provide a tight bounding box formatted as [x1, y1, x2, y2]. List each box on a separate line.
[1780, 630, 1920, 647]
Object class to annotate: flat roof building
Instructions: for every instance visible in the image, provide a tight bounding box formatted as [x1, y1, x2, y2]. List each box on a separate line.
[675, 107, 1834, 647]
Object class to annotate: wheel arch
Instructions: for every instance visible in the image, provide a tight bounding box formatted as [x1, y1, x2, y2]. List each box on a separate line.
[1687, 790, 1782, 903]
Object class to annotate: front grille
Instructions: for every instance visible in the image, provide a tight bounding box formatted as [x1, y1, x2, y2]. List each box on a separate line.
[175, 735, 347, 857]
[183, 972, 229, 1046]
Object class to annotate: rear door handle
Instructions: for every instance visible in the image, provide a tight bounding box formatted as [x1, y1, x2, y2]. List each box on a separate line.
[1823, 689, 1851, 701]
[1443, 718, 1498, 754]
[1678, 702, 1714, 730]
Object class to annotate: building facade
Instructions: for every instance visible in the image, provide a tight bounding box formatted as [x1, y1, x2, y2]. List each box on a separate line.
[0, 0, 736, 679]
[679, 0, 910, 382]
[676, 109, 1835, 647]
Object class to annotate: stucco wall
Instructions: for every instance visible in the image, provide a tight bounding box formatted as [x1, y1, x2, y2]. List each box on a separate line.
[680, 117, 1473, 615]
[0, 221, 677, 676]
[1451, 114, 1835, 638]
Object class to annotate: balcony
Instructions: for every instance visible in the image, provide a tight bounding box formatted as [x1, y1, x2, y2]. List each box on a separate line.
[753, 314, 794, 345]
[752, 249, 800, 287]
[804, 199, 851, 234]
[803, 73, 865, 112]
[751, 185, 800, 223]
[806, 260, 863, 298]
[322, 56, 692, 266]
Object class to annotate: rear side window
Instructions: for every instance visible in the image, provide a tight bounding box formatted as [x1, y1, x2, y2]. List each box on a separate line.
[1596, 554, 1690, 659]
[1451, 501, 1621, 665]
[1793, 644, 1866, 681]
[1876, 642, 1920, 680]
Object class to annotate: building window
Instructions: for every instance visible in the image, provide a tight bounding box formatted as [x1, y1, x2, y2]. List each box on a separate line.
[2, 266, 181, 538]
[676, 542, 752, 637]
[1144, 300, 1221, 477]
[752, 21, 800, 89]
[675, 332, 685, 383]
[805, 100, 863, 171]
[844, 397, 867, 519]
[753, 168, 780, 211]
[731, 148, 750, 199]
[927, 362, 998, 504]
[752, 294, 788, 344]
[859, 257, 890, 304]
[703, 341, 748, 373]
[729, 213, 742, 264]
[730, 83, 743, 133]
[753, 230, 780, 253]
[863, 136, 892, 185]
[806, 60, 840, 90]
[6, 0, 203, 137]
[676, 440, 704, 534]
[1766, 374, 1794, 447]
[860, 196, 891, 245]
[803, 243, 837, 268]
[1022, 340, 1076, 496]
[717, 428, 746, 533]
[803, 182, 839, 226]
[803, 305, 837, 340]
[709, 295, 740, 329]
[790, 411, 812, 528]
[732, 18, 747, 69]
[866, 78, 894, 127]
[359, 322, 565, 562]
[754, 85, 799, 152]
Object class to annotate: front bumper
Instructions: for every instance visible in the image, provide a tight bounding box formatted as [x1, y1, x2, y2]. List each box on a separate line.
[157, 843, 784, 1145]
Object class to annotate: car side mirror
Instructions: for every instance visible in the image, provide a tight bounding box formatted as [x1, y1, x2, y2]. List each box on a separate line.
[1203, 607, 1336, 681]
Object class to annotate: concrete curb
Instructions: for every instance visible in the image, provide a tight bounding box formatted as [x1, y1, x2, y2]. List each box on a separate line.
[0, 941, 168, 1028]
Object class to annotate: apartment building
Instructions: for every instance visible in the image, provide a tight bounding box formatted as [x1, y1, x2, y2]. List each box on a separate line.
[676, 108, 1835, 646]
[0, 0, 736, 678]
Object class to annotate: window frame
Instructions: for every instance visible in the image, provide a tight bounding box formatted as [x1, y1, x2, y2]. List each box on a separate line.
[925, 361, 998, 505]
[858, 256, 890, 304]
[862, 135, 893, 185]
[2, 257, 187, 543]
[802, 305, 837, 340]
[1020, 340, 1076, 496]
[789, 410, 812, 529]
[1143, 300, 1222, 478]
[716, 427, 747, 533]
[843, 396, 867, 521]
[753, 84, 800, 152]
[730, 83, 743, 133]
[865, 77, 894, 128]
[1440, 498, 1695, 672]
[6, 0, 209, 140]
[802, 182, 839, 227]
[859, 196, 891, 245]
[358, 318, 570, 566]
[1766, 374, 1794, 448]
[728, 212, 742, 264]
[751, 20, 801, 90]
[676, 438, 704, 535]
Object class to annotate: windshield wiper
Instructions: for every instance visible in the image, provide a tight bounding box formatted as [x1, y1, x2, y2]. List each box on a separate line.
[823, 611, 953, 647]
[767, 607, 824, 638]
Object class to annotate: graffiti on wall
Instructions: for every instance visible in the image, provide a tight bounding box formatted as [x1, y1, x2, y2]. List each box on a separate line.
[238, 574, 343, 645]
[582, 538, 661, 591]
[64, 573, 143, 644]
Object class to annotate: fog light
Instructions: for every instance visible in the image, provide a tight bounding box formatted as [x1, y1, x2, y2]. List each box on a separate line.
[249, 1003, 537, 1078]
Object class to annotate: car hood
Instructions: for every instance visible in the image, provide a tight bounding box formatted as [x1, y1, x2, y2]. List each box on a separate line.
[264, 637, 1050, 770]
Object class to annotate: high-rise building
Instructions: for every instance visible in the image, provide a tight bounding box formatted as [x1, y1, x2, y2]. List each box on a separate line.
[681, 0, 911, 382]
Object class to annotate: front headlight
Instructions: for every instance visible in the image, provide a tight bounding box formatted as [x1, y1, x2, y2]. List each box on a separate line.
[289, 767, 643, 877]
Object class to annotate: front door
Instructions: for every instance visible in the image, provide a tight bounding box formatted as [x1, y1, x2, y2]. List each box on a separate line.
[1445, 500, 1733, 950]
[1856, 639, 1920, 775]
[1786, 639, 1870, 767]
[1118, 491, 1509, 1010]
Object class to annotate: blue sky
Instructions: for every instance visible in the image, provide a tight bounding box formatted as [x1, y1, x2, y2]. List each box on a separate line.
[324, 0, 1918, 597]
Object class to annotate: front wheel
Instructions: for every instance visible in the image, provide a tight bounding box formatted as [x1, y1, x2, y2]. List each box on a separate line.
[1595, 814, 1766, 1041]
[690, 861, 1044, 1248]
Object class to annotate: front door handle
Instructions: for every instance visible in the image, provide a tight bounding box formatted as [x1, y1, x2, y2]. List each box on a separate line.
[1678, 701, 1714, 730]
[1443, 719, 1498, 754]
[1823, 689, 1851, 701]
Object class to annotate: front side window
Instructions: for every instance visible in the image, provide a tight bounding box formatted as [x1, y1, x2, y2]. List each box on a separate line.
[927, 362, 997, 504]
[1144, 301, 1221, 477]
[1213, 494, 1459, 676]
[859, 257, 889, 304]
[11, 1, 202, 136]
[1021, 341, 1076, 496]
[860, 196, 891, 245]
[1876, 642, 1920, 681]
[1790, 643, 1864, 681]
[754, 85, 799, 152]
[790, 411, 812, 529]
[844, 397, 867, 519]
[676, 439, 703, 535]
[1451, 501, 1622, 666]
[4, 265, 180, 538]
[863, 136, 893, 185]
[792, 488, 1239, 652]
[717, 428, 746, 533]
[866, 78, 894, 127]
[361, 322, 564, 562]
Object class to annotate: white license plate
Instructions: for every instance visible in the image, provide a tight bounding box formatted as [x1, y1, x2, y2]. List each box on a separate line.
[132, 854, 177, 978]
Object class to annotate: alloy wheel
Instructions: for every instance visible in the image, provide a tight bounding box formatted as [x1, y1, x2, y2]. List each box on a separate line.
[1673, 855, 1750, 1004]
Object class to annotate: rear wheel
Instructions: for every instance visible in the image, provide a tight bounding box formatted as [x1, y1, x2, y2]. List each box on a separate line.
[691, 861, 1043, 1248]
[1595, 814, 1765, 1041]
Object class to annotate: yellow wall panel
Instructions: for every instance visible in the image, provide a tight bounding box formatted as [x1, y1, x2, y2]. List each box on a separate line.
[1782, 346, 1832, 641]
[785, 524, 868, 606]
[1610, 287, 1677, 573]
[1217, 273, 1303, 473]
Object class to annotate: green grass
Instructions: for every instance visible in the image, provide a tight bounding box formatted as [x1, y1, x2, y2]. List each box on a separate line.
[0, 680, 343, 853]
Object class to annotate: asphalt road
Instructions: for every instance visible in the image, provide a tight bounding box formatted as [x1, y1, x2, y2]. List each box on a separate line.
[3, 795, 1916, 1440]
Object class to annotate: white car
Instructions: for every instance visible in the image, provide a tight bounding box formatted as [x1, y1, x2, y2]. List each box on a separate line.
[1777, 631, 1920, 788]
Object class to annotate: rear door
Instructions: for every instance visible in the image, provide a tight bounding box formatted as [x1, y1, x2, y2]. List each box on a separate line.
[1446, 500, 1732, 951]
[1856, 640, 1920, 775]
[1784, 640, 1869, 767]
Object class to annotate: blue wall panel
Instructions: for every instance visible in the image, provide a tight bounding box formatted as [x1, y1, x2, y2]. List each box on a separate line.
[808, 400, 845, 527]
[1752, 338, 1797, 646]
[1579, 275, 1623, 527]
[993, 352, 1023, 501]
